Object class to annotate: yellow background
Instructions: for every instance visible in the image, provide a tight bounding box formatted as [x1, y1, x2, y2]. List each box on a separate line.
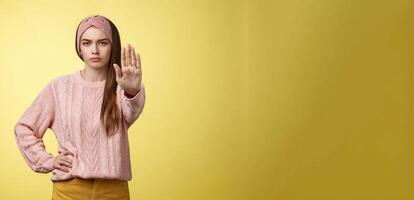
[1, 0, 413, 199]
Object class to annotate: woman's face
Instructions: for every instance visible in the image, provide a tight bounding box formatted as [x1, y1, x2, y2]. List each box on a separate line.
[80, 26, 112, 69]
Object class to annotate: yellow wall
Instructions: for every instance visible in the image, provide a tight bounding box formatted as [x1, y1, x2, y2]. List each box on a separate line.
[0, 0, 413, 199]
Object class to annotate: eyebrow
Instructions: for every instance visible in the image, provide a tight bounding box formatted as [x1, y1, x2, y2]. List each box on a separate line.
[81, 38, 109, 42]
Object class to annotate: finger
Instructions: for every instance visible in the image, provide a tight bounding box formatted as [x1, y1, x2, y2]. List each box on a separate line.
[56, 163, 70, 172]
[126, 44, 131, 66]
[59, 165, 71, 172]
[113, 63, 122, 81]
[62, 157, 73, 164]
[122, 66, 130, 77]
[136, 53, 141, 71]
[61, 160, 72, 167]
[121, 47, 126, 68]
[62, 161, 72, 167]
[131, 46, 137, 68]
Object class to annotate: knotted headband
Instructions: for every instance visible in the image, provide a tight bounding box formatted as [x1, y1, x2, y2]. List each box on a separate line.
[76, 15, 113, 59]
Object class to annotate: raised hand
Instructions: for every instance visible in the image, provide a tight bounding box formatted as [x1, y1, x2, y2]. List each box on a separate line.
[113, 43, 142, 96]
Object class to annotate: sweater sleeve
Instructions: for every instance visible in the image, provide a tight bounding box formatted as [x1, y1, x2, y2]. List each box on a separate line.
[14, 81, 56, 173]
[119, 82, 146, 128]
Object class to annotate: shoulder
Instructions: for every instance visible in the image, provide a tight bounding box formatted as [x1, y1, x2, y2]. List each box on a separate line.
[37, 71, 78, 97]
[47, 71, 78, 88]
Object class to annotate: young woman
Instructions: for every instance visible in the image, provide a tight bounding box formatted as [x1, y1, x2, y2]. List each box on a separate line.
[14, 15, 145, 200]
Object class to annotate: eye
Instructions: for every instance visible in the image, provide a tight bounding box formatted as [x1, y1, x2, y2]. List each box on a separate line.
[100, 42, 108, 45]
[82, 42, 89, 46]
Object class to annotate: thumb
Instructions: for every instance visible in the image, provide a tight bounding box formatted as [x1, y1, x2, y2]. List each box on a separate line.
[113, 63, 122, 81]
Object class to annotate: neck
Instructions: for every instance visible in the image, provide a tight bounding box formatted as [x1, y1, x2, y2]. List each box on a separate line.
[81, 65, 107, 82]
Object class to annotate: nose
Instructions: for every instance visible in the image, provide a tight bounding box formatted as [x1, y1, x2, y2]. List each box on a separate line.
[92, 44, 99, 54]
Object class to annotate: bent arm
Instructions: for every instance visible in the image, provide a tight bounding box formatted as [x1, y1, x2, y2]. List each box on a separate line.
[14, 82, 56, 173]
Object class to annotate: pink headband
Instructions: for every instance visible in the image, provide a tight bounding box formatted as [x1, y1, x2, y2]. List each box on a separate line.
[76, 15, 113, 59]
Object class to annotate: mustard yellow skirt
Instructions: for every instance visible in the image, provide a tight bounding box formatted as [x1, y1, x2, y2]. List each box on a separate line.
[52, 177, 129, 200]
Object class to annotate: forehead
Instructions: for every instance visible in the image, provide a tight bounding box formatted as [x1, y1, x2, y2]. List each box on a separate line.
[81, 26, 109, 40]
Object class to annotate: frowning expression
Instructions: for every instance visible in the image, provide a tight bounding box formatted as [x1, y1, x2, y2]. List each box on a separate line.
[80, 26, 112, 69]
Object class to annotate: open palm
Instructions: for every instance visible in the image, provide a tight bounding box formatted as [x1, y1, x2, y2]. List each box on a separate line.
[113, 43, 142, 95]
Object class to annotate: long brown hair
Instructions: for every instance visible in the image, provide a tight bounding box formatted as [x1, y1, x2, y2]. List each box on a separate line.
[101, 17, 121, 136]
[75, 16, 122, 136]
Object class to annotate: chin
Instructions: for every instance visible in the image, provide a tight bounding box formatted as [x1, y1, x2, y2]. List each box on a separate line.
[88, 62, 108, 69]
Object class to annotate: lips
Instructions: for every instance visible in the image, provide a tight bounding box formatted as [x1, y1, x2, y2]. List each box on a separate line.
[90, 58, 101, 62]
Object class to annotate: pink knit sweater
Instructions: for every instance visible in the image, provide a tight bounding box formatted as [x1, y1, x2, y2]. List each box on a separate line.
[14, 70, 146, 182]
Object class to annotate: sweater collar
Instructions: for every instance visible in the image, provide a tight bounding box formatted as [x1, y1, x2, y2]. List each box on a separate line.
[74, 70, 106, 88]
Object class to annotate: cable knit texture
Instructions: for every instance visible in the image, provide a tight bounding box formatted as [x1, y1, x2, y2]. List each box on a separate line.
[14, 70, 146, 182]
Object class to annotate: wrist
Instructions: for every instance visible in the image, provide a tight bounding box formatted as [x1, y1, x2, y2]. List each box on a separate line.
[124, 89, 139, 98]
[123, 83, 142, 97]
